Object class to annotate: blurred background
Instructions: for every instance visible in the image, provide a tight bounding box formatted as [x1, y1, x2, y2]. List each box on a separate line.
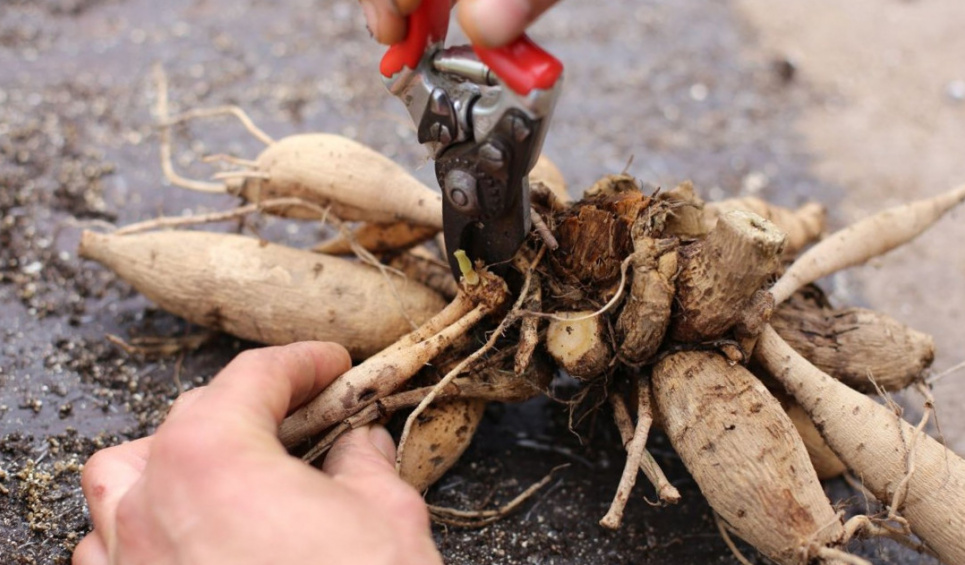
[1, 0, 963, 563]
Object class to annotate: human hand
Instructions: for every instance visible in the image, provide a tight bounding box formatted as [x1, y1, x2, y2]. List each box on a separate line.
[360, 0, 562, 48]
[73, 341, 442, 565]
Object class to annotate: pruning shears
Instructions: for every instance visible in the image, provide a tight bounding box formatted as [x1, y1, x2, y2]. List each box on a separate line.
[380, 0, 563, 280]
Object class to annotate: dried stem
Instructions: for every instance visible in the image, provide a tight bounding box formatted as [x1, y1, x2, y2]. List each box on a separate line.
[671, 209, 786, 342]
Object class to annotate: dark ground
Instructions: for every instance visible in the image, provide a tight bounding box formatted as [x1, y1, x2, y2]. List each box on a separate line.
[0, 0, 952, 563]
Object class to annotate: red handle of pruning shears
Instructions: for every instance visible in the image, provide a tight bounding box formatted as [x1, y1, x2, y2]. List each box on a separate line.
[379, 0, 563, 95]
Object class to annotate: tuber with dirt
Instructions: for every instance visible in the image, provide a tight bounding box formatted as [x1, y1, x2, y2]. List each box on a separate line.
[77, 89, 965, 564]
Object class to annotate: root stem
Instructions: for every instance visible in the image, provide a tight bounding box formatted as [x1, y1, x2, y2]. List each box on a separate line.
[608, 392, 680, 504]
[600, 377, 656, 529]
[428, 465, 566, 528]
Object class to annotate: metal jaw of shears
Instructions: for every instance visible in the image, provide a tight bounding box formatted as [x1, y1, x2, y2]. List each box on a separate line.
[379, 0, 564, 280]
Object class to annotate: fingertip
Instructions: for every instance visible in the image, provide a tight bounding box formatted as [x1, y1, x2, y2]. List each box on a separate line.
[165, 387, 207, 422]
[305, 341, 353, 384]
[367, 424, 397, 463]
[395, 0, 422, 16]
[362, 0, 409, 44]
[322, 425, 397, 477]
[72, 533, 109, 565]
[78, 439, 152, 561]
[80, 439, 151, 502]
[201, 342, 353, 430]
[458, 0, 527, 48]
[289, 341, 352, 409]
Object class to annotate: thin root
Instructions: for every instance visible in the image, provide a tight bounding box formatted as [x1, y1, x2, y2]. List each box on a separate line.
[524, 254, 633, 323]
[927, 358, 965, 386]
[512, 251, 545, 375]
[600, 375, 655, 529]
[813, 546, 871, 565]
[530, 209, 559, 250]
[887, 382, 934, 524]
[301, 375, 537, 464]
[608, 392, 680, 504]
[201, 154, 260, 168]
[714, 512, 754, 565]
[113, 197, 331, 236]
[428, 465, 567, 528]
[395, 260, 538, 469]
[105, 332, 212, 357]
[211, 170, 271, 181]
[160, 105, 275, 146]
[843, 514, 937, 558]
[153, 64, 228, 194]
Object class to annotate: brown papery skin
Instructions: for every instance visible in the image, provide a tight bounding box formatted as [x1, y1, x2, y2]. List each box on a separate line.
[757, 326, 965, 565]
[771, 294, 934, 393]
[653, 351, 843, 564]
[398, 398, 487, 492]
[79, 230, 445, 359]
[314, 221, 438, 255]
[616, 239, 677, 363]
[387, 247, 460, 300]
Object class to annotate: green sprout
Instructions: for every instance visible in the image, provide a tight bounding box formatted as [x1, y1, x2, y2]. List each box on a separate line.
[453, 250, 479, 286]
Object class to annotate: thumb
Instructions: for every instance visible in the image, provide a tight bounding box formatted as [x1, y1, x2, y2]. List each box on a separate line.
[322, 424, 398, 478]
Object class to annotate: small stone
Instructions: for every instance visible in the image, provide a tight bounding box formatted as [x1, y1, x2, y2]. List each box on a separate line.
[742, 171, 769, 195]
[58, 403, 73, 419]
[946, 79, 965, 102]
[689, 82, 708, 101]
[773, 57, 797, 83]
[22, 261, 43, 275]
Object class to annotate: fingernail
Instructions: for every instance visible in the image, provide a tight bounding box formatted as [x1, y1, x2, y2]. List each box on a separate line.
[367, 424, 396, 463]
[360, 1, 380, 38]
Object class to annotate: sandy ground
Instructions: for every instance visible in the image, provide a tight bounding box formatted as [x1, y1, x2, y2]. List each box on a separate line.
[1, 0, 962, 563]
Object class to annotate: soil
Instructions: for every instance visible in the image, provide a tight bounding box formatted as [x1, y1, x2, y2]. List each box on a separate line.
[1, 0, 960, 564]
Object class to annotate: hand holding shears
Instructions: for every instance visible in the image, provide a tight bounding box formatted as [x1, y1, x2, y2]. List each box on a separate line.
[378, 0, 564, 280]
[362, 0, 563, 51]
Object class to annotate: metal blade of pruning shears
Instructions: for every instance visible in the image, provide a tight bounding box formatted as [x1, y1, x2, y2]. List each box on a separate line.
[379, 0, 563, 281]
